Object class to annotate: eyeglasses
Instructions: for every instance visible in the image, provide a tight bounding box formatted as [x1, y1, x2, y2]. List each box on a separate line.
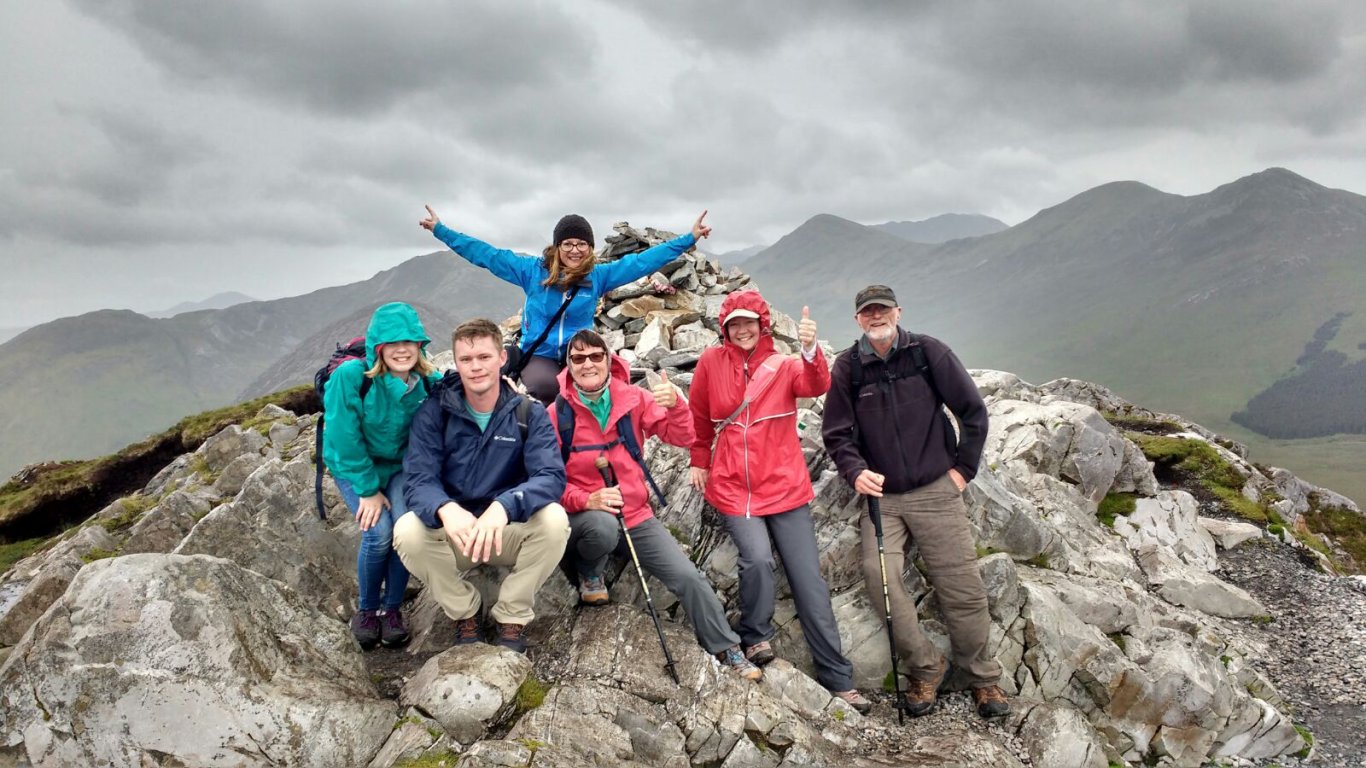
[568, 351, 607, 365]
[560, 241, 592, 252]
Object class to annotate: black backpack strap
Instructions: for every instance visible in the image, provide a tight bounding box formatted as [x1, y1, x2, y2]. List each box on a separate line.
[616, 412, 666, 506]
[847, 342, 864, 393]
[314, 415, 327, 519]
[555, 394, 575, 463]
[514, 397, 533, 442]
[511, 284, 582, 378]
[906, 338, 941, 406]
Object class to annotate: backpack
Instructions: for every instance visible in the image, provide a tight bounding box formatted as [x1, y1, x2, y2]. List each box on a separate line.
[553, 394, 667, 507]
[846, 335, 957, 455]
[312, 337, 432, 519]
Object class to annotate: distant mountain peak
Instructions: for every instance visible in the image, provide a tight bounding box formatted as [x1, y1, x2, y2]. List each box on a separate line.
[873, 213, 1009, 244]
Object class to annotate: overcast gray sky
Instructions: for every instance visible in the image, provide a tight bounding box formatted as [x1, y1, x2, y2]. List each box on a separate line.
[2, 0, 1364, 328]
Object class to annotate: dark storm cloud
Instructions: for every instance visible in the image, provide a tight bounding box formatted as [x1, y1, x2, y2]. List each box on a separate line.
[68, 0, 595, 116]
[4, 0, 1366, 327]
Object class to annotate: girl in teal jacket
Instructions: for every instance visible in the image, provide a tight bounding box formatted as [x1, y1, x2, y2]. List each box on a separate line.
[323, 302, 441, 649]
[418, 207, 712, 403]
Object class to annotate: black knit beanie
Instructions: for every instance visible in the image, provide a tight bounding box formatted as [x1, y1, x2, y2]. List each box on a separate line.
[553, 214, 594, 247]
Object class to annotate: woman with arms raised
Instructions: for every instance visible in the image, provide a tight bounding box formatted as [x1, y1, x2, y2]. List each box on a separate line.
[420, 207, 710, 403]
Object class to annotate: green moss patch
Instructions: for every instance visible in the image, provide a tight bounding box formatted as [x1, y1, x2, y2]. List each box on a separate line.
[515, 676, 549, 713]
[393, 751, 461, 768]
[99, 494, 156, 533]
[1097, 493, 1137, 528]
[1303, 502, 1366, 572]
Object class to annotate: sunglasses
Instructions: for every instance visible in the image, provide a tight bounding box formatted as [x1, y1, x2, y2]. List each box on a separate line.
[568, 351, 607, 365]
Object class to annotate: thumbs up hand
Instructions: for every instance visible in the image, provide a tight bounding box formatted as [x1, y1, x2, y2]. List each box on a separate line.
[797, 306, 817, 351]
[651, 369, 678, 408]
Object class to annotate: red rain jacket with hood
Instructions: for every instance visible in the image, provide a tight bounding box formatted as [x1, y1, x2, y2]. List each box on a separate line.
[550, 353, 695, 530]
[688, 290, 830, 517]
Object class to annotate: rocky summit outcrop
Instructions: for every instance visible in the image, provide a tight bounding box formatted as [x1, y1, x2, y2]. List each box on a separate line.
[2, 223, 1361, 767]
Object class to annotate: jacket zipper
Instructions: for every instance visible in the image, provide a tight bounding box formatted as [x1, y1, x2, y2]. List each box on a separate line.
[741, 348, 755, 516]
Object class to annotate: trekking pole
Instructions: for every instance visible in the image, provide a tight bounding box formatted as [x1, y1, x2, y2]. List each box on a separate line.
[597, 455, 679, 685]
[869, 496, 907, 724]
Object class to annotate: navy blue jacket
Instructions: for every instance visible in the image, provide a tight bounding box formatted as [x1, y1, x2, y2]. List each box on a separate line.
[403, 376, 566, 526]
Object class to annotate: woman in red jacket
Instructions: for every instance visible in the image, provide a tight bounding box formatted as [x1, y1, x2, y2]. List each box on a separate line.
[550, 329, 761, 681]
[688, 291, 869, 711]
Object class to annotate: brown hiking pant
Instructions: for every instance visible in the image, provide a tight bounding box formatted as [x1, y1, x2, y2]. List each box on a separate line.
[860, 473, 1003, 687]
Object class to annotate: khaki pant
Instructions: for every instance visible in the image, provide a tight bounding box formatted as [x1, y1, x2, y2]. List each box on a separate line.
[393, 505, 570, 625]
[861, 474, 1002, 687]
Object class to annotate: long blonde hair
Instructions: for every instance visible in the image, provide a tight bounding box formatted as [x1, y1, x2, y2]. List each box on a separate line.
[540, 244, 596, 288]
[365, 348, 437, 380]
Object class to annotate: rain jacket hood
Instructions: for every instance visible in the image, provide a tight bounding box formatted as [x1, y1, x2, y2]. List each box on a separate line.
[365, 302, 432, 366]
[718, 290, 776, 358]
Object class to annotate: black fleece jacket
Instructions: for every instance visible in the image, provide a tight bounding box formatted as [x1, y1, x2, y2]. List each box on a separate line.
[822, 328, 988, 494]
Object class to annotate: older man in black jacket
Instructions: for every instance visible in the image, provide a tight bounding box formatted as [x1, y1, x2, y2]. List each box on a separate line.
[822, 285, 1009, 719]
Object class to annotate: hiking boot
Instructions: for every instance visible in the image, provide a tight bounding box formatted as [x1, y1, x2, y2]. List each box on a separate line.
[715, 645, 763, 681]
[743, 640, 776, 666]
[833, 689, 873, 715]
[903, 656, 950, 717]
[578, 575, 610, 606]
[350, 609, 382, 650]
[972, 685, 1010, 718]
[454, 615, 482, 646]
[496, 622, 528, 653]
[379, 609, 411, 648]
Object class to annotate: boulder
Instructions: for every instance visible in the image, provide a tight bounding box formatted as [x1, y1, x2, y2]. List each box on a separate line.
[121, 489, 209, 554]
[399, 645, 531, 746]
[199, 424, 269, 474]
[0, 554, 394, 767]
[175, 455, 361, 619]
[1199, 517, 1263, 550]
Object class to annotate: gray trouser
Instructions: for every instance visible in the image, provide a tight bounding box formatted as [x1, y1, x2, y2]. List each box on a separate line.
[566, 510, 740, 654]
[722, 505, 855, 691]
[519, 354, 561, 405]
[863, 473, 1002, 687]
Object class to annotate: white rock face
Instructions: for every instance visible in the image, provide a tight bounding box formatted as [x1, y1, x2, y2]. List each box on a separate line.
[0, 554, 395, 767]
[1115, 491, 1218, 571]
[1134, 545, 1266, 618]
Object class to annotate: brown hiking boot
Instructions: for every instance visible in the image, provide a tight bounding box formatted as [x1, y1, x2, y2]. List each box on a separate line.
[496, 622, 528, 653]
[903, 656, 950, 717]
[454, 615, 482, 645]
[972, 685, 1010, 718]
